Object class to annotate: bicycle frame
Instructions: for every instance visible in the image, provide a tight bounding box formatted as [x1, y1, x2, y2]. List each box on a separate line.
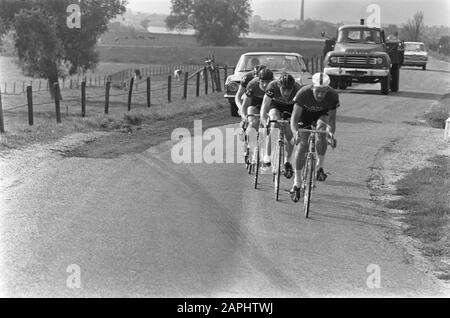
[268, 119, 290, 200]
[297, 121, 332, 217]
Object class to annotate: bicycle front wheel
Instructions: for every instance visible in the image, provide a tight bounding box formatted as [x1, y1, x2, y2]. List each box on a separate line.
[254, 135, 260, 189]
[303, 155, 315, 218]
[275, 141, 284, 201]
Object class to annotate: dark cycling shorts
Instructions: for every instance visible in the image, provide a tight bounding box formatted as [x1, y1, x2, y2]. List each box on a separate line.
[298, 109, 329, 129]
[270, 103, 294, 118]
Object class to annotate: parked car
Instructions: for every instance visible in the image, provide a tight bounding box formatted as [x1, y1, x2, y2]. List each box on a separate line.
[403, 41, 428, 70]
[224, 52, 311, 117]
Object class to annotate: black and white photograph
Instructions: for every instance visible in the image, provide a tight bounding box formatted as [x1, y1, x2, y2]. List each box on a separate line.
[0, 0, 449, 302]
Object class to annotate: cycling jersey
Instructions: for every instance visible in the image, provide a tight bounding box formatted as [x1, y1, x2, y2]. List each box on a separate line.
[265, 80, 302, 114]
[240, 71, 256, 89]
[293, 85, 340, 128]
[245, 77, 266, 106]
[293, 85, 340, 113]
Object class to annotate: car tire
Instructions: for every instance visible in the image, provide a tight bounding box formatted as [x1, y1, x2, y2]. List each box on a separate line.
[390, 64, 400, 92]
[381, 76, 389, 95]
[229, 98, 239, 117]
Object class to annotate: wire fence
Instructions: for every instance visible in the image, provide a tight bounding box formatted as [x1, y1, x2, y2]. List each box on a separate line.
[0, 56, 324, 133]
[0, 64, 233, 133]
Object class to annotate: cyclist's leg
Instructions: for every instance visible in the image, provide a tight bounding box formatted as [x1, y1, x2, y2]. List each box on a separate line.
[264, 108, 281, 165]
[316, 114, 330, 181]
[246, 106, 260, 133]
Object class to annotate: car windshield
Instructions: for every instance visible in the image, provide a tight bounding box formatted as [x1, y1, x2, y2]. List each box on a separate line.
[236, 55, 305, 73]
[337, 28, 382, 44]
[405, 43, 425, 51]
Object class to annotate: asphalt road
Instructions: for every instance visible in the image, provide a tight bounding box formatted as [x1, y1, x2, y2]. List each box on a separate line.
[1, 57, 449, 297]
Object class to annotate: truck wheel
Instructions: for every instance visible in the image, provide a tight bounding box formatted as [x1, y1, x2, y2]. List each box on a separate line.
[381, 76, 389, 95]
[338, 79, 347, 90]
[229, 98, 239, 117]
[390, 64, 400, 92]
[330, 77, 339, 89]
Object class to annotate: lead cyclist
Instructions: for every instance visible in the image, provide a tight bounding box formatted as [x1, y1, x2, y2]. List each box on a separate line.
[289, 72, 340, 202]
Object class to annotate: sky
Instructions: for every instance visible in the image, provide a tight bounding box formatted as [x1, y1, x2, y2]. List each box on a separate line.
[126, 0, 450, 27]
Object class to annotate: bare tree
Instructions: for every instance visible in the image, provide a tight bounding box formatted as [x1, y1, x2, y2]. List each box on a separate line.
[404, 11, 424, 42]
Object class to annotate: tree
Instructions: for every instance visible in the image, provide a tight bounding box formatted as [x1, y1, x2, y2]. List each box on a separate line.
[166, 0, 252, 46]
[0, 0, 127, 99]
[404, 11, 424, 42]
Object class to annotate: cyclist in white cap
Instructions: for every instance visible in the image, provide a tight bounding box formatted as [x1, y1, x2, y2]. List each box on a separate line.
[289, 72, 340, 202]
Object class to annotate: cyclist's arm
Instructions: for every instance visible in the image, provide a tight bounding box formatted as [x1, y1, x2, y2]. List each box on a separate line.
[241, 94, 252, 119]
[328, 109, 337, 135]
[290, 103, 303, 136]
[235, 86, 246, 115]
[260, 94, 272, 126]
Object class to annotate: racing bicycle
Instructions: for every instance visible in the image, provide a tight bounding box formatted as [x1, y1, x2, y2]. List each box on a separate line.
[295, 121, 336, 218]
[267, 116, 291, 201]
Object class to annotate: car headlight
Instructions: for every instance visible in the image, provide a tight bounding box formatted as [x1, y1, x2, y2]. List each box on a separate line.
[227, 82, 239, 92]
[330, 56, 338, 64]
[376, 58, 383, 64]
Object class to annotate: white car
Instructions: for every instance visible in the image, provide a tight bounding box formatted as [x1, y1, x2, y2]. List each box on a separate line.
[403, 42, 428, 70]
[224, 52, 311, 116]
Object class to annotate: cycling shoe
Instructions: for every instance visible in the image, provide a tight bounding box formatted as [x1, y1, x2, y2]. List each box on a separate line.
[316, 168, 328, 182]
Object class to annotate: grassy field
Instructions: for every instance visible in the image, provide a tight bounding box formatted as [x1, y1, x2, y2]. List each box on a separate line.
[423, 93, 450, 129]
[98, 31, 324, 65]
[386, 156, 450, 266]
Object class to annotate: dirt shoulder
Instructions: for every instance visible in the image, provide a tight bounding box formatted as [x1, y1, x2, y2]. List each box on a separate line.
[0, 93, 239, 157]
[368, 118, 450, 289]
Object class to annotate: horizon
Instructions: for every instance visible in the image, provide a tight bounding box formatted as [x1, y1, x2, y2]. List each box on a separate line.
[126, 0, 450, 28]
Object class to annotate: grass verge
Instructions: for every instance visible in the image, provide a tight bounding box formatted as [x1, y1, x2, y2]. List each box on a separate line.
[386, 155, 450, 259]
[423, 93, 450, 129]
[0, 92, 232, 153]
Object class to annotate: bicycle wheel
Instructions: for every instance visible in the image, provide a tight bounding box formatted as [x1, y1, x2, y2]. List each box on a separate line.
[254, 135, 260, 189]
[303, 154, 315, 218]
[275, 141, 283, 201]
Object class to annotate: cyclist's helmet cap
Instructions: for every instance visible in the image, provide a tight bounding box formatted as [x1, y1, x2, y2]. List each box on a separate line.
[312, 72, 330, 88]
[255, 65, 266, 75]
[279, 72, 295, 89]
[259, 68, 274, 81]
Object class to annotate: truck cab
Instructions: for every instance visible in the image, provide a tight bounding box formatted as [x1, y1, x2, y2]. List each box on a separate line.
[323, 20, 404, 95]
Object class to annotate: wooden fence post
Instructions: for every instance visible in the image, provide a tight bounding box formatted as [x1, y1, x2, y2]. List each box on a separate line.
[167, 75, 172, 103]
[215, 68, 222, 92]
[81, 81, 86, 117]
[224, 65, 228, 84]
[0, 90, 5, 133]
[204, 67, 208, 95]
[183, 72, 189, 99]
[147, 77, 151, 108]
[26, 86, 33, 126]
[54, 83, 61, 123]
[196, 72, 200, 97]
[128, 77, 134, 111]
[105, 81, 110, 114]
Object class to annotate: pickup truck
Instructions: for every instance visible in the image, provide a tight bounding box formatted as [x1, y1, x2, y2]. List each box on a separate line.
[323, 19, 404, 95]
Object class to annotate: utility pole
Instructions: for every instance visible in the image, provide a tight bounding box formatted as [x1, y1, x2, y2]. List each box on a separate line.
[301, 0, 305, 21]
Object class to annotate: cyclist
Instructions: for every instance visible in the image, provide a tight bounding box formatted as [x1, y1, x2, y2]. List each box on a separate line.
[237, 65, 266, 133]
[260, 72, 302, 177]
[235, 59, 263, 115]
[241, 68, 274, 133]
[289, 72, 339, 201]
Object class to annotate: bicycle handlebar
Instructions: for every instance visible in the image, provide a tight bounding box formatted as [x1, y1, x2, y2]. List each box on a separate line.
[267, 119, 290, 125]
